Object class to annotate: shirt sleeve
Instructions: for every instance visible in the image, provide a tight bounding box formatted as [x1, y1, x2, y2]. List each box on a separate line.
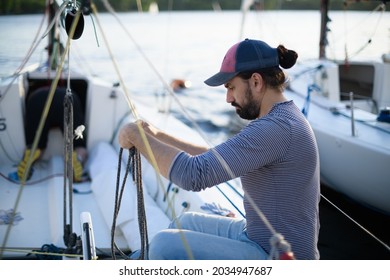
[169, 116, 292, 192]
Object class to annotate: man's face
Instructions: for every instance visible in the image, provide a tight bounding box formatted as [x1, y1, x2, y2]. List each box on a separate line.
[225, 76, 261, 120]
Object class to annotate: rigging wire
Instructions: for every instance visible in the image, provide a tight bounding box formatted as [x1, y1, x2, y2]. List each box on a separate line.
[98, 0, 295, 258]
[100, 0, 213, 148]
[91, 2, 177, 218]
[0, 171, 64, 185]
[349, 3, 386, 58]
[330, 3, 387, 61]
[90, 2, 205, 259]
[1, 1, 386, 260]
[98, 2, 233, 150]
[0, 1, 82, 259]
[98, 2, 389, 257]
[0, 0, 67, 164]
[321, 194, 390, 252]
[99, 0, 244, 212]
[0, 0, 68, 104]
[288, 65, 390, 250]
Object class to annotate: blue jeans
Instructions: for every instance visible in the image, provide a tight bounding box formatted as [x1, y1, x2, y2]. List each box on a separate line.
[132, 212, 268, 260]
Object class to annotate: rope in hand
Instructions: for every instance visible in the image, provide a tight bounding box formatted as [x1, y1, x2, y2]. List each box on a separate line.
[111, 147, 149, 260]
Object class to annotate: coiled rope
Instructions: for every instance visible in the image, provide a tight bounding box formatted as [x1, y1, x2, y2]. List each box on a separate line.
[111, 147, 149, 260]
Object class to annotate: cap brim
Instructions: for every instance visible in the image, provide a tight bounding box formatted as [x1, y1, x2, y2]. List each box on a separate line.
[204, 72, 238, 87]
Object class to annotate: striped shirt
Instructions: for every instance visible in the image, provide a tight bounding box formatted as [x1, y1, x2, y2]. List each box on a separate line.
[169, 100, 320, 260]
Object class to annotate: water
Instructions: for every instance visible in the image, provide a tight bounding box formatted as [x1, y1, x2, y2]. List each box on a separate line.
[1, 10, 389, 141]
[1, 10, 390, 259]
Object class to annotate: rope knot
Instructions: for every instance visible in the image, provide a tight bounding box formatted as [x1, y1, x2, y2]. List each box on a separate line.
[268, 233, 295, 260]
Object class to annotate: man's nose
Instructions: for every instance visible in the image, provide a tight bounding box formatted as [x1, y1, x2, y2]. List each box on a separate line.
[226, 90, 234, 103]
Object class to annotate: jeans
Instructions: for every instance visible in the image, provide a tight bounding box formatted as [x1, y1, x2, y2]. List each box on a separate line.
[132, 212, 268, 260]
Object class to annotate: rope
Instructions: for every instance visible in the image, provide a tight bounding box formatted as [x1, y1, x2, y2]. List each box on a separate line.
[215, 185, 245, 218]
[1, 245, 82, 259]
[132, 148, 149, 260]
[111, 147, 149, 260]
[111, 148, 130, 260]
[96, 1, 287, 259]
[0, 0, 51, 163]
[62, 7, 84, 254]
[0, 171, 66, 185]
[0, 0, 68, 103]
[335, 3, 387, 61]
[321, 194, 390, 252]
[63, 88, 75, 250]
[0, 1, 79, 259]
[91, 2, 180, 224]
[268, 233, 295, 260]
[101, 0, 213, 149]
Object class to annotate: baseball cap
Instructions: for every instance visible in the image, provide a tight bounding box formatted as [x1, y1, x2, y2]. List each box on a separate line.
[204, 39, 279, 87]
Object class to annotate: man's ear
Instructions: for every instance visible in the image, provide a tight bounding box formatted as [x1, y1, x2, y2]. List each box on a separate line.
[251, 73, 263, 88]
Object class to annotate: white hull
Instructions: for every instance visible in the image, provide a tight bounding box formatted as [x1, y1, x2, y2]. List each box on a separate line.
[287, 60, 390, 215]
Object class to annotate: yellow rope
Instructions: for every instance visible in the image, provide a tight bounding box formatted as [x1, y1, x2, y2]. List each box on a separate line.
[94, 2, 196, 259]
[91, 3, 179, 213]
[95, 2, 291, 259]
[1, 6, 82, 260]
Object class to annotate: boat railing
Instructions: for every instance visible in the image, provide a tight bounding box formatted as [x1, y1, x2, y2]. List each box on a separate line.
[340, 90, 378, 114]
[349, 92, 356, 137]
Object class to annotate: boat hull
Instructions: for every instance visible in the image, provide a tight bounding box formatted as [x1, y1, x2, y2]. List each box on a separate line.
[286, 60, 390, 215]
[314, 127, 390, 215]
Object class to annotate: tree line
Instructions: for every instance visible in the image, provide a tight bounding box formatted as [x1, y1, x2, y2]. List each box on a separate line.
[0, 0, 382, 15]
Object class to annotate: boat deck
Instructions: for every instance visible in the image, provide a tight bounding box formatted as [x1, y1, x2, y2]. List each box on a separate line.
[0, 156, 129, 259]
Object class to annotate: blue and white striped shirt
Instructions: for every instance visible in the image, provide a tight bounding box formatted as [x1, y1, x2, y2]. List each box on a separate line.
[169, 100, 320, 259]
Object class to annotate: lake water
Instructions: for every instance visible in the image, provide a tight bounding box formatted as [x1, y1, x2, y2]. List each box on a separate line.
[1, 9, 389, 142]
[1, 10, 389, 78]
[1, 9, 389, 259]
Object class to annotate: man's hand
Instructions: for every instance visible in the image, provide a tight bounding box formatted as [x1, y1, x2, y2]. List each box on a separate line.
[118, 122, 137, 149]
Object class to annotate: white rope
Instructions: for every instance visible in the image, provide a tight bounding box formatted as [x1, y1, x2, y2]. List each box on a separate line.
[268, 233, 294, 260]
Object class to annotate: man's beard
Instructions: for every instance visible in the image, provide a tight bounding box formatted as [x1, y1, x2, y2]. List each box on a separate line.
[232, 86, 260, 120]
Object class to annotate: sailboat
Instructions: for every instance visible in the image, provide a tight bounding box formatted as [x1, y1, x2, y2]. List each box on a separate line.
[236, 0, 390, 215]
[0, 0, 245, 260]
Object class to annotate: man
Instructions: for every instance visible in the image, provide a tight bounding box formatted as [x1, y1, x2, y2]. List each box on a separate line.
[118, 39, 320, 260]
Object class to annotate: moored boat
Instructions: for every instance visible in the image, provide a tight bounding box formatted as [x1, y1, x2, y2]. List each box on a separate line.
[234, 0, 390, 215]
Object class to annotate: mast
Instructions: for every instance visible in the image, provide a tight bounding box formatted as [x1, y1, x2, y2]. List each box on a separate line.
[239, 0, 255, 40]
[319, 0, 330, 59]
[48, 1, 58, 70]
